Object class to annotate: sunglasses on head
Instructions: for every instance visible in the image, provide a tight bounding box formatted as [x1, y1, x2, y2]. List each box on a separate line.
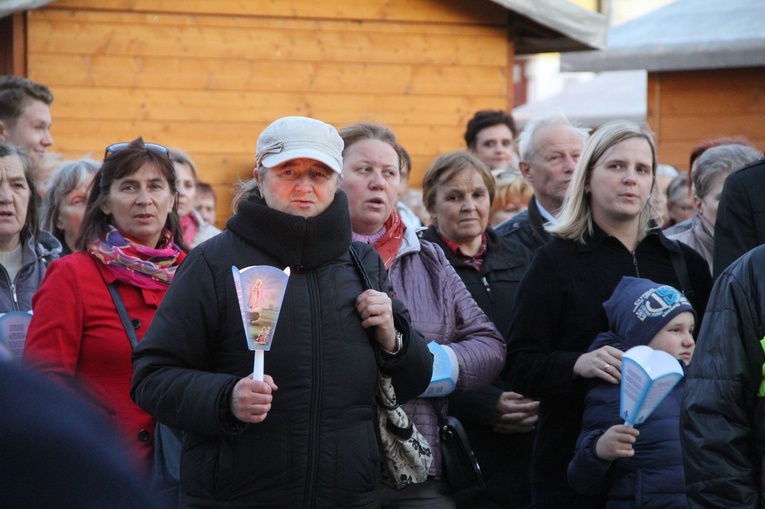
[104, 142, 170, 159]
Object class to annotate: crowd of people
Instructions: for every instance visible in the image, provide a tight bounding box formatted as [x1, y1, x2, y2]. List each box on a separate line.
[2, 73, 765, 509]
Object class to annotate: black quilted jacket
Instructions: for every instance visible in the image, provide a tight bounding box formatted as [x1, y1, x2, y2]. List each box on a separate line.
[131, 191, 432, 508]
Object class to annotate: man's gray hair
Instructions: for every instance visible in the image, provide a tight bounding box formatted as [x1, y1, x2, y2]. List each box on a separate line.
[517, 113, 588, 163]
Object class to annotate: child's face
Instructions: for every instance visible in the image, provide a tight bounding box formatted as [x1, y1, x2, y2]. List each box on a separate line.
[647, 311, 695, 364]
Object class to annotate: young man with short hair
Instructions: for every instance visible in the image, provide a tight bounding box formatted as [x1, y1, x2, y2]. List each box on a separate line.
[0, 76, 54, 165]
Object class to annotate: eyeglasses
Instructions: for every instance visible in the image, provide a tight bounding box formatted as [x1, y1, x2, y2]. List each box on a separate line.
[104, 142, 169, 159]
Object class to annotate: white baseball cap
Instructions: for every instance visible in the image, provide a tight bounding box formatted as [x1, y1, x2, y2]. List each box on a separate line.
[255, 116, 344, 174]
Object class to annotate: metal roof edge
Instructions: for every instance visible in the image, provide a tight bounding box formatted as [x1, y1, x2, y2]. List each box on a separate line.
[562, 41, 765, 72]
[490, 0, 607, 53]
[0, 0, 55, 18]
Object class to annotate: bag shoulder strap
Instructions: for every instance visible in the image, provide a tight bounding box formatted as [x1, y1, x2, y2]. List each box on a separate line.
[667, 240, 695, 298]
[349, 244, 377, 292]
[429, 398, 446, 426]
[107, 282, 139, 349]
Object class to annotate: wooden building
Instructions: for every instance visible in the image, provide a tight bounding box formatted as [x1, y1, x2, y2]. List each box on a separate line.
[561, 0, 765, 172]
[2, 0, 604, 223]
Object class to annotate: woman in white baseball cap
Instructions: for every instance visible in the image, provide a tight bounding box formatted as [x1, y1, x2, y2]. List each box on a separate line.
[131, 116, 433, 508]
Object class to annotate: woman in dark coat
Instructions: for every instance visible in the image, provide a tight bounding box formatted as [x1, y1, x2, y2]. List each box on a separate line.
[130, 116, 433, 509]
[505, 120, 711, 509]
[420, 150, 536, 509]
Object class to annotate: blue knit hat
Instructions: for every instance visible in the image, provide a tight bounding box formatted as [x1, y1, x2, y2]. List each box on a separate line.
[590, 276, 696, 352]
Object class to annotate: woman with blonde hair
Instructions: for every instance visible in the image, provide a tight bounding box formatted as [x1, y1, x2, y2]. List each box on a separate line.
[489, 172, 533, 227]
[34, 151, 67, 197]
[504, 120, 712, 508]
[168, 148, 220, 248]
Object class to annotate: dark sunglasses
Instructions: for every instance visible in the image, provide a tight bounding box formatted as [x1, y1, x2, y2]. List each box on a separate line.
[104, 142, 170, 159]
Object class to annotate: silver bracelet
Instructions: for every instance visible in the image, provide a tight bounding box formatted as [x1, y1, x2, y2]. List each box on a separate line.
[381, 330, 404, 355]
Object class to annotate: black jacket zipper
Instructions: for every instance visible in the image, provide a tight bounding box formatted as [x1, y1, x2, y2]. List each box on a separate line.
[303, 268, 322, 507]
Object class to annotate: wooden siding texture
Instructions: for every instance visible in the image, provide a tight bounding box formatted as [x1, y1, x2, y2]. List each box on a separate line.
[647, 68, 765, 172]
[27, 0, 512, 223]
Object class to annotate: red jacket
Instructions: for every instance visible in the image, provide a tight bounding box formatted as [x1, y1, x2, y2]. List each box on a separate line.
[23, 251, 184, 468]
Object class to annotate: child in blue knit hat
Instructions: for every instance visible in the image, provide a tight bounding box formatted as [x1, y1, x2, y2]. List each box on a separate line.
[568, 276, 695, 508]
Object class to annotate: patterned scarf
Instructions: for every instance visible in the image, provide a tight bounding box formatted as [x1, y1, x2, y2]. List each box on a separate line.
[180, 213, 199, 246]
[88, 226, 183, 290]
[352, 210, 405, 269]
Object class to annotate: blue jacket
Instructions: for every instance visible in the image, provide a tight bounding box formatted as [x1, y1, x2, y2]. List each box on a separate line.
[569, 376, 688, 508]
[568, 276, 694, 508]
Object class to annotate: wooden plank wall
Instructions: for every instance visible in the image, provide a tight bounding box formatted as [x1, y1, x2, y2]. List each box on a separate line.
[26, 0, 512, 224]
[647, 67, 765, 172]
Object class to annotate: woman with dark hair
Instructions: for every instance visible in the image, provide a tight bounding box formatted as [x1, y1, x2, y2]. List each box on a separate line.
[23, 137, 186, 470]
[339, 123, 505, 508]
[464, 110, 519, 175]
[0, 142, 60, 336]
[40, 157, 100, 255]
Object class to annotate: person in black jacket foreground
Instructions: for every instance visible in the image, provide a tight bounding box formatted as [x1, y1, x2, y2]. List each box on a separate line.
[505, 120, 711, 509]
[0, 361, 164, 509]
[131, 116, 433, 509]
[420, 150, 536, 509]
[682, 243, 765, 507]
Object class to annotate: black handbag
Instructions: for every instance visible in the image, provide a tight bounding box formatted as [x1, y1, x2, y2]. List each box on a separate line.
[432, 400, 485, 504]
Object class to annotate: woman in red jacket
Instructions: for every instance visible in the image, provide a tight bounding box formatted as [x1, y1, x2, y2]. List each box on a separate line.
[23, 137, 186, 471]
